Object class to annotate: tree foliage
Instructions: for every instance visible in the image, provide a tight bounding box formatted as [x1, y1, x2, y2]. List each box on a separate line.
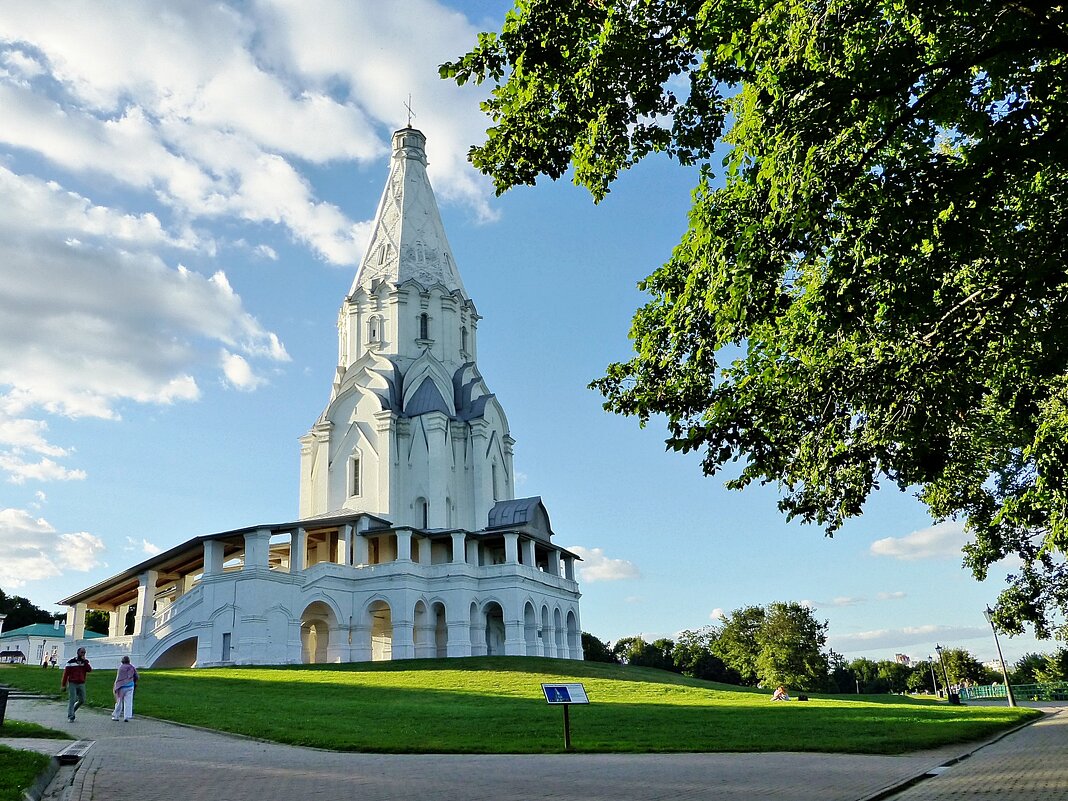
[713, 602, 829, 689]
[673, 627, 739, 683]
[0, 589, 56, 632]
[937, 647, 989, 685]
[582, 631, 618, 663]
[444, 0, 1068, 637]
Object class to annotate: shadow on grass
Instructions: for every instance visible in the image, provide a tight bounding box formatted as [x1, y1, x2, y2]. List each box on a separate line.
[1, 661, 1039, 755]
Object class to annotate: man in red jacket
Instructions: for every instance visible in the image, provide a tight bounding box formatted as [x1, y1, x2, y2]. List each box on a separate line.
[61, 648, 92, 722]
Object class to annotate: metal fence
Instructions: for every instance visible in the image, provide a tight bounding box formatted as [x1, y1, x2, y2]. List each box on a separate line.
[959, 682, 1068, 701]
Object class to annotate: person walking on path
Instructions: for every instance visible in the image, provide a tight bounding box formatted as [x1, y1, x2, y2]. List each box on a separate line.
[111, 656, 138, 721]
[61, 647, 92, 721]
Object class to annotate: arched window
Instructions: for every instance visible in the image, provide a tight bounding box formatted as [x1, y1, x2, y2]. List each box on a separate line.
[349, 454, 362, 497]
[368, 316, 381, 343]
[417, 498, 430, 529]
[419, 312, 429, 340]
[461, 326, 468, 353]
[491, 463, 499, 502]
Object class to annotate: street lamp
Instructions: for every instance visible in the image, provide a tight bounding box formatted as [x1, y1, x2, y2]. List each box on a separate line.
[934, 644, 951, 698]
[983, 606, 1017, 707]
[928, 656, 939, 696]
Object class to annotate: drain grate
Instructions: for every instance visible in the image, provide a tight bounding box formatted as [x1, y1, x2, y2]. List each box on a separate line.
[56, 739, 95, 764]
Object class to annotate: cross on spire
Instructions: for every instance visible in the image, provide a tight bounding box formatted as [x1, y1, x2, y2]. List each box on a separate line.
[405, 94, 416, 128]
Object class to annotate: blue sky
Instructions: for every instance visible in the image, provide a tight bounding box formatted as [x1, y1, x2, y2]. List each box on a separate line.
[0, 1, 1050, 665]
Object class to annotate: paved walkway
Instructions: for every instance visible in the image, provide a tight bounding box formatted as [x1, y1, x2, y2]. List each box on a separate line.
[882, 704, 1067, 801]
[2, 698, 1063, 801]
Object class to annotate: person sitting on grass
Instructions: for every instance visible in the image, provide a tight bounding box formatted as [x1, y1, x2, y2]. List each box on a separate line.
[771, 685, 791, 701]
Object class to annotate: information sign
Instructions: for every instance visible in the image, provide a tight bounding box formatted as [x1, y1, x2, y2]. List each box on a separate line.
[541, 682, 589, 705]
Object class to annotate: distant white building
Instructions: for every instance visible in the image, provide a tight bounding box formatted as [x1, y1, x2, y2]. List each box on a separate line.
[60, 128, 583, 668]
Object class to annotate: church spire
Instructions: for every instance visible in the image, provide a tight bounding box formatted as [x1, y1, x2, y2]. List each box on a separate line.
[349, 128, 467, 298]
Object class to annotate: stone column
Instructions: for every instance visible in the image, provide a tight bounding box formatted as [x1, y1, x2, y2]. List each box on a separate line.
[338, 524, 353, 566]
[520, 538, 535, 568]
[131, 570, 158, 636]
[353, 533, 370, 566]
[447, 618, 472, 657]
[392, 618, 415, 660]
[450, 531, 467, 564]
[504, 617, 525, 656]
[67, 604, 86, 640]
[396, 528, 413, 562]
[243, 528, 271, 569]
[563, 555, 576, 581]
[108, 609, 122, 638]
[203, 540, 225, 575]
[503, 532, 519, 564]
[466, 538, 480, 566]
[291, 528, 307, 572]
[548, 549, 562, 577]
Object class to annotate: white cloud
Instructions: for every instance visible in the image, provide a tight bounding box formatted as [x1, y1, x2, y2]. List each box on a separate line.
[124, 536, 161, 556]
[0, 454, 87, 484]
[877, 591, 907, 601]
[830, 624, 988, 652]
[870, 520, 967, 561]
[567, 546, 640, 583]
[709, 608, 726, 620]
[221, 350, 265, 391]
[0, 508, 104, 587]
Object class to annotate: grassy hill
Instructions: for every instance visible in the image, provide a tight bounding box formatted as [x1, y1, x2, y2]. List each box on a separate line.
[1, 657, 1038, 754]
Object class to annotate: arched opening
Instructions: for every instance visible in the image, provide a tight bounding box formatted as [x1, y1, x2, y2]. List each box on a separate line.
[368, 600, 392, 661]
[416, 497, 429, 529]
[432, 602, 448, 658]
[300, 601, 337, 664]
[150, 637, 197, 669]
[524, 602, 538, 656]
[418, 312, 429, 340]
[566, 610, 581, 659]
[461, 326, 468, 353]
[484, 601, 505, 656]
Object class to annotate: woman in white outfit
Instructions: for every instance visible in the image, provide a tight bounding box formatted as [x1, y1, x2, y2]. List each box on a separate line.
[111, 656, 138, 721]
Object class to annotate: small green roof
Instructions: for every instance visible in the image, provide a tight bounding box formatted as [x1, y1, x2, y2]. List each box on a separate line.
[0, 623, 104, 640]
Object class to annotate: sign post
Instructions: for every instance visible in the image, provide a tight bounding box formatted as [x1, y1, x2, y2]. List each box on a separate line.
[541, 683, 590, 751]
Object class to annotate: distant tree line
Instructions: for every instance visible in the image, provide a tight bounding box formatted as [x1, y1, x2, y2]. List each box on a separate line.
[582, 603, 1068, 693]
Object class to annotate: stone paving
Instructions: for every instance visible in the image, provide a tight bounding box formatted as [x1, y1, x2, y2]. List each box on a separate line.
[2, 697, 1063, 801]
[882, 704, 1068, 801]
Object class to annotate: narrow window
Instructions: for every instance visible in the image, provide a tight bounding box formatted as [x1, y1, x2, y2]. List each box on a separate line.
[420, 499, 430, 528]
[350, 454, 361, 497]
[492, 463, 499, 502]
[369, 316, 380, 342]
[419, 312, 429, 340]
[461, 326, 468, 353]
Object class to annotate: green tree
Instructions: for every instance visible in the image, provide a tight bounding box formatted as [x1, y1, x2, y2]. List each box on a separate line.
[612, 636, 677, 671]
[827, 651, 857, 694]
[907, 662, 937, 694]
[0, 590, 55, 632]
[673, 627, 739, 683]
[849, 658, 887, 694]
[939, 648, 987, 685]
[754, 602, 829, 690]
[84, 609, 109, 636]
[713, 606, 766, 685]
[444, 0, 1068, 639]
[1011, 652, 1048, 684]
[876, 660, 912, 694]
[1034, 647, 1068, 683]
[581, 632, 617, 663]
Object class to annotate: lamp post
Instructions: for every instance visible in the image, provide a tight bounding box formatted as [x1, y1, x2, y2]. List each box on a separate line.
[984, 606, 1017, 707]
[935, 644, 951, 698]
[928, 656, 939, 696]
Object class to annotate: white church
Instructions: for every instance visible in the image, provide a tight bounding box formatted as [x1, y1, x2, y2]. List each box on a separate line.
[60, 128, 583, 668]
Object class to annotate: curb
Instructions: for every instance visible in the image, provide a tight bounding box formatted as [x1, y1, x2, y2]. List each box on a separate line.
[855, 709, 1050, 801]
[21, 756, 59, 801]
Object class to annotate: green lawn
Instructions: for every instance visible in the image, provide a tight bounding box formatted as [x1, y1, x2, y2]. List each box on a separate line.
[1, 658, 1039, 754]
[0, 719, 71, 739]
[0, 746, 50, 801]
